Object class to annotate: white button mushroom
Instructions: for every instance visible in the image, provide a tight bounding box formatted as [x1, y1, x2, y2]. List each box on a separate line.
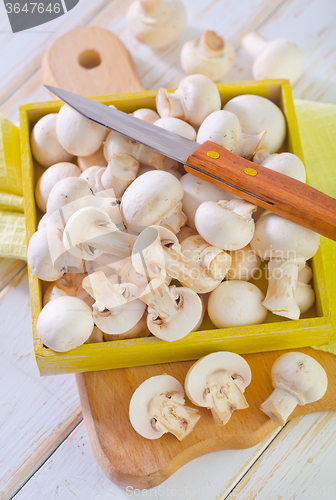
[260, 352, 328, 426]
[132, 226, 225, 293]
[262, 259, 306, 320]
[35, 162, 81, 213]
[180, 30, 235, 82]
[82, 272, 146, 336]
[208, 281, 267, 328]
[64, 206, 136, 261]
[177, 225, 198, 243]
[185, 352, 252, 425]
[223, 94, 286, 154]
[77, 144, 108, 172]
[196, 110, 267, 160]
[195, 199, 257, 251]
[156, 74, 222, 128]
[227, 244, 261, 281]
[129, 374, 200, 440]
[180, 173, 233, 230]
[28, 226, 83, 281]
[104, 129, 178, 172]
[250, 212, 320, 261]
[56, 104, 107, 156]
[121, 170, 187, 234]
[180, 234, 232, 281]
[126, 0, 186, 48]
[261, 152, 306, 183]
[242, 33, 304, 85]
[31, 113, 74, 168]
[37, 296, 94, 352]
[79, 166, 105, 193]
[295, 267, 315, 315]
[132, 108, 160, 123]
[139, 277, 203, 341]
[154, 117, 197, 141]
[46, 177, 93, 225]
[103, 311, 149, 341]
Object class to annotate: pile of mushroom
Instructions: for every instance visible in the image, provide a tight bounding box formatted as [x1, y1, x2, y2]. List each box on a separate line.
[28, 73, 320, 353]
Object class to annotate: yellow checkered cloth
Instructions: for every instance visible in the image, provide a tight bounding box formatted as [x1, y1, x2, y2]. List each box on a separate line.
[0, 114, 26, 260]
[294, 100, 336, 355]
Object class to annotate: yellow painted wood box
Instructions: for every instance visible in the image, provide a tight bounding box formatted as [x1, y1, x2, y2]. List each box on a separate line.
[20, 79, 332, 376]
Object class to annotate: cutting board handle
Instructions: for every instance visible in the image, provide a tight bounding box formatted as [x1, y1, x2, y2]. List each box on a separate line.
[42, 26, 145, 97]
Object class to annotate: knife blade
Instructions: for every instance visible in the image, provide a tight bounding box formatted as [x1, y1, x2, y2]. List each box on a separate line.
[45, 85, 336, 241]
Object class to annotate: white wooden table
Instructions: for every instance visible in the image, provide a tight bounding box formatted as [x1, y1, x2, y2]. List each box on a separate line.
[1, 0, 336, 498]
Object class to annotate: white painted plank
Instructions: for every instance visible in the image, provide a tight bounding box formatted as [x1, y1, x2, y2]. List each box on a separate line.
[0, 0, 286, 122]
[0, 0, 112, 103]
[253, 0, 336, 103]
[0, 258, 26, 291]
[13, 421, 281, 500]
[223, 412, 336, 500]
[0, 269, 82, 500]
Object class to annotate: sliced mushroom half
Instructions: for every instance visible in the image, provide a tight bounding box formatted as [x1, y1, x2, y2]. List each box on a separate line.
[185, 352, 252, 425]
[129, 374, 200, 440]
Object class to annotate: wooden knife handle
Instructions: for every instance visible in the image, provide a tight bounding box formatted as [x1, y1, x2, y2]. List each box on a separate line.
[185, 141, 336, 241]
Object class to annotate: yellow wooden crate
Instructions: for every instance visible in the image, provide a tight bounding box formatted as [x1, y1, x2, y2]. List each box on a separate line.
[20, 79, 332, 376]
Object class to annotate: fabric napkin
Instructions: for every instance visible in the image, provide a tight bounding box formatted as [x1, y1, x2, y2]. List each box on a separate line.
[0, 114, 26, 260]
[294, 100, 336, 355]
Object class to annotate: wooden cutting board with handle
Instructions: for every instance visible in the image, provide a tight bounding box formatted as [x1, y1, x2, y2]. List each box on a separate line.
[43, 27, 336, 490]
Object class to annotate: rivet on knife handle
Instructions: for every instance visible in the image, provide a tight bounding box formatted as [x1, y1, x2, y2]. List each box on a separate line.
[185, 141, 336, 241]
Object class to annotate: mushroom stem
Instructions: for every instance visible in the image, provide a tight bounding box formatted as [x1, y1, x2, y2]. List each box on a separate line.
[140, 279, 184, 324]
[156, 88, 185, 121]
[260, 387, 298, 426]
[262, 259, 305, 320]
[149, 393, 200, 441]
[139, 0, 164, 15]
[159, 202, 187, 234]
[219, 199, 257, 219]
[198, 30, 225, 58]
[205, 373, 249, 425]
[241, 32, 266, 58]
[235, 131, 267, 160]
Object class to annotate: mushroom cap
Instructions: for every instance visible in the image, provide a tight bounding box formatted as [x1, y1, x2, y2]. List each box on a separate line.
[185, 352, 252, 408]
[56, 104, 106, 156]
[197, 110, 241, 151]
[93, 297, 146, 335]
[121, 170, 184, 231]
[271, 352, 328, 405]
[133, 108, 160, 124]
[250, 212, 320, 260]
[227, 244, 261, 281]
[180, 173, 232, 230]
[63, 206, 116, 261]
[31, 113, 74, 168]
[180, 33, 235, 82]
[195, 200, 255, 250]
[154, 117, 197, 141]
[178, 74, 222, 127]
[253, 39, 304, 85]
[129, 374, 185, 439]
[145, 284, 203, 341]
[208, 280, 267, 328]
[37, 296, 94, 352]
[77, 145, 108, 172]
[126, 0, 186, 48]
[46, 177, 92, 221]
[35, 162, 81, 213]
[295, 282, 315, 314]
[223, 94, 286, 153]
[261, 153, 306, 183]
[79, 166, 104, 193]
[27, 226, 65, 281]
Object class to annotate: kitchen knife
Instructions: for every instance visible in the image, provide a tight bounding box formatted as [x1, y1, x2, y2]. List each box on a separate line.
[45, 85, 336, 241]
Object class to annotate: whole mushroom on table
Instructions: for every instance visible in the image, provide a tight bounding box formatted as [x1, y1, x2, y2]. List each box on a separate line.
[27, 74, 320, 355]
